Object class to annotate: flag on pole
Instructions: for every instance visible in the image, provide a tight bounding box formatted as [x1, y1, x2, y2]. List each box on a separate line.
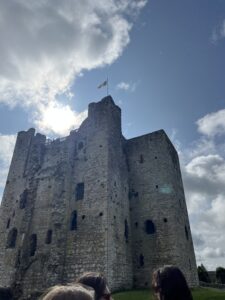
[97, 79, 108, 89]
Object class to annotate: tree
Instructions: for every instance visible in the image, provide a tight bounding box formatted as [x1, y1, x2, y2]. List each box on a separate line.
[216, 267, 225, 284]
[197, 264, 211, 283]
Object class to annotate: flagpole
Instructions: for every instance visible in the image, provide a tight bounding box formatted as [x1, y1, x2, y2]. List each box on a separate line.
[107, 76, 109, 96]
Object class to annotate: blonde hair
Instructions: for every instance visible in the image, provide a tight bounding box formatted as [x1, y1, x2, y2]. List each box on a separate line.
[41, 284, 94, 300]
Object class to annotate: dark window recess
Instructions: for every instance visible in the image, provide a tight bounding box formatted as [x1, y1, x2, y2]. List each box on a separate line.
[124, 219, 129, 243]
[144, 282, 148, 287]
[145, 220, 156, 234]
[155, 156, 158, 159]
[139, 254, 144, 267]
[45, 230, 52, 244]
[129, 190, 138, 199]
[6, 218, 10, 229]
[126, 157, 130, 172]
[155, 185, 158, 189]
[82, 215, 85, 220]
[30, 234, 37, 256]
[15, 250, 21, 267]
[99, 212, 103, 217]
[163, 218, 168, 223]
[19, 189, 28, 209]
[139, 154, 144, 163]
[189, 259, 192, 270]
[76, 183, 84, 200]
[135, 222, 138, 228]
[78, 141, 84, 150]
[70, 211, 77, 230]
[185, 225, 189, 240]
[6, 228, 17, 248]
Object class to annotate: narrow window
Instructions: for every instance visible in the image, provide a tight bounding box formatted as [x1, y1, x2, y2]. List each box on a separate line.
[19, 189, 28, 209]
[15, 250, 21, 267]
[124, 219, 129, 243]
[189, 259, 192, 270]
[145, 220, 155, 234]
[139, 254, 144, 267]
[78, 141, 84, 150]
[6, 218, 10, 229]
[179, 199, 182, 207]
[30, 234, 37, 256]
[139, 154, 144, 163]
[135, 222, 138, 228]
[70, 211, 77, 230]
[185, 225, 189, 240]
[76, 183, 84, 200]
[6, 228, 17, 248]
[45, 230, 52, 244]
[163, 218, 168, 223]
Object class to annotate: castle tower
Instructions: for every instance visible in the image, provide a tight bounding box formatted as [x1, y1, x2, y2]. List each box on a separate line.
[0, 96, 198, 299]
[0, 96, 133, 298]
[126, 130, 198, 287]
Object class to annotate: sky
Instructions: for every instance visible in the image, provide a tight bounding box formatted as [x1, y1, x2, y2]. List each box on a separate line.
[0, 0, 225, 271]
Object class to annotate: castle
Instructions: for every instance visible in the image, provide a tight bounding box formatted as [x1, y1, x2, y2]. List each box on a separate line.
[0, 96, 198, 298]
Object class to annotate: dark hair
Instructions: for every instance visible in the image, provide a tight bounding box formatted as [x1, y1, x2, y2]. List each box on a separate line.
[76, 272, 107, 299]
[152, 266, 193, 300]
[0, 287, 13, 300]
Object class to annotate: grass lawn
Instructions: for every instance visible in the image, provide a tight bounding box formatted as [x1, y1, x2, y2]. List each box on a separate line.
[113, 288, 225, 300]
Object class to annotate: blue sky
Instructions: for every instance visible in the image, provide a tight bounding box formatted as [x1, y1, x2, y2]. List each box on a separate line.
[1, 0, 225, 270]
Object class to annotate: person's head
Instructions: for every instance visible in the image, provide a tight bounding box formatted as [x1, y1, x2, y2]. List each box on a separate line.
[152, 266, 193, 300]
[0, 287, 13, 300]
[41, 284, 94, 300]
[76, 272, 112, 300]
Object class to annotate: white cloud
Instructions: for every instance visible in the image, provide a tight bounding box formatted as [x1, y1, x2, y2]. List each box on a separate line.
[197, 109, 225, 137]
[211, 19, 225, 43]
[34, 102, 87, 136]
[177, 109, 225, 270]
[116, 81, 138, 92]
[0, 0, 147, 136]
[0, 134, 16, 201]
[202, 247, 225, 259]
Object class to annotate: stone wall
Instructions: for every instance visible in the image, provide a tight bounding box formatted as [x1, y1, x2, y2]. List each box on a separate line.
[126, 130, 198, 287]
[0, 96, 198, 299]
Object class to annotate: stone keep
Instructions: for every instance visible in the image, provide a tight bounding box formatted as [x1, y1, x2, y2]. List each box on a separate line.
[0, 96, 198, 298]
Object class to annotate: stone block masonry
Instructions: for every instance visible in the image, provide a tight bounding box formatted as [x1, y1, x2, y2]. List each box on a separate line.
[0, 96, 198, 299]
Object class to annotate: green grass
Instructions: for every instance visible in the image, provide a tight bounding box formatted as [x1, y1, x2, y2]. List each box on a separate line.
[113, 288, 225, 300]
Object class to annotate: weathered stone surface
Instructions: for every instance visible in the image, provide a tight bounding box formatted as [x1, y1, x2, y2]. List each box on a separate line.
[0, 96, 198, 299]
